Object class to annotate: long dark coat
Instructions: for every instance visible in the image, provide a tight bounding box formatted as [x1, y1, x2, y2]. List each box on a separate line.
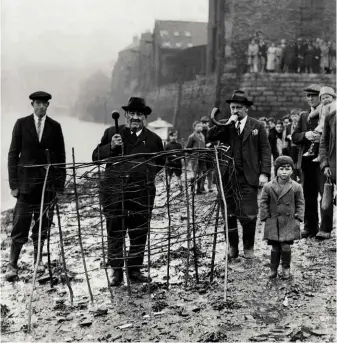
[292, 109, 320, 169]
[319, 110, 336, 181]
[8, 114, 66, 194]
[208, 116, 271, 187]
[260, 178, 305, 242]
[92, 125, 164, 211]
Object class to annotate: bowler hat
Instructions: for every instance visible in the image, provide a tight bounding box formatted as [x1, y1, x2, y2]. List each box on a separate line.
[122, 97, 152, 115]
[226, 90, 253, 107]
[304, 84, 321, 95]
[29, 91, 52, 101]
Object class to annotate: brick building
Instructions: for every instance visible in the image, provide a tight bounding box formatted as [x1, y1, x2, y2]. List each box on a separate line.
[207, 0, 336, 73]
[153, 20, 207, 86]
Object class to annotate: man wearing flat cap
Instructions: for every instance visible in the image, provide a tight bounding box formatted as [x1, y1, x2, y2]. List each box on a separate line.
[208, 90, 271, 259]
[6, 91, 66, 281]
[292, 84, 334, 239]
[92, 97, 164, 286]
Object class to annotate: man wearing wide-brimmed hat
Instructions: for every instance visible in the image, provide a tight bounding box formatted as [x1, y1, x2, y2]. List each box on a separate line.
[209, 90, 271, 259]
[92, 97, 164, 286]
[6, 91, 66, 281]
[292, 84, 334, 240]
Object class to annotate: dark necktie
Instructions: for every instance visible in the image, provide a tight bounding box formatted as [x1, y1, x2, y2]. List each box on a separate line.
[130, 131, 138, 144]
[236, 121, 241, 136]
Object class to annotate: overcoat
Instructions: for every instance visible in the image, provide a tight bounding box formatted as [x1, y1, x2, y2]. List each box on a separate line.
[319, 109, 336, 181]
[92, 125, 164, 211]
[8, 114, 66, 194]
[208, 116, 271, 187]
[260, 178, 305, 242]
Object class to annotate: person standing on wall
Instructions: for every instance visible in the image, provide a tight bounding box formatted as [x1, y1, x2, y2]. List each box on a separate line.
[292, 85, 334, 240]
[6, 91, 66, 281]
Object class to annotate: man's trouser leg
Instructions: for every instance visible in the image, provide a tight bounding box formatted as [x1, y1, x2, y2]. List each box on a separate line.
[127, 188, 155, 272]
[318, 169, 333, 234]
[106, 210, 124, 270]
[10, 194, 34, 267]
[237, 182, 258, 256]
[302, 159, 319, 236]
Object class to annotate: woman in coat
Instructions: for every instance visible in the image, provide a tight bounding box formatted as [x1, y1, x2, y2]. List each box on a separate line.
[266, 42, 277, 72]
[260, 156, 305, 279]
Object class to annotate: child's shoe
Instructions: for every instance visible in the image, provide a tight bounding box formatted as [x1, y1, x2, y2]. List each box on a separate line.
[281, 250, 291, 279]
[269, 250, 280, 279]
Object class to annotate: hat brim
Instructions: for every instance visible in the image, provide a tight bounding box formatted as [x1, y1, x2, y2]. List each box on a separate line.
[226, 99, 253, 107]
[122, 105, 152, 115]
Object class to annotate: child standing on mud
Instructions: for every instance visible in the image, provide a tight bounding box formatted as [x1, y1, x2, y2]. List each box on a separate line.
[165, 130, 183, 191]
[259, 156, 305, 279]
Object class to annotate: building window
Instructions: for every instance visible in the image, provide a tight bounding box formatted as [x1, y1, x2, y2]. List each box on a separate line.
[174, 31, 180, 37]
[185, 31, 191, 37]
[162, 42, 172, 48]
[187, 43, 193, 48]
[175, 42, 182, 48]
[160, 30, 168, 37]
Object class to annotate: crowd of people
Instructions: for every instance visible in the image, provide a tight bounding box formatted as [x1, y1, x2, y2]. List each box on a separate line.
[247, 32, 336, 74]
[5, 85, 336, 286]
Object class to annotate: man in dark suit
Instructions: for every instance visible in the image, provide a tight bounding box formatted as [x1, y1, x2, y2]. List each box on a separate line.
[209, 90, 271, 258]
[6, 91, 66, 281]
[92, 97, 164, 286]
[292, 84, 334, 239]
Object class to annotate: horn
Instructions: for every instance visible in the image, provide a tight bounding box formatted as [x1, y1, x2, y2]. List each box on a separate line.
[210, 107, 228, 127]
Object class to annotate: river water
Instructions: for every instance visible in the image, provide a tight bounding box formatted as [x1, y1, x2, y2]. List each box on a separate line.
[1, 113, 109, 212]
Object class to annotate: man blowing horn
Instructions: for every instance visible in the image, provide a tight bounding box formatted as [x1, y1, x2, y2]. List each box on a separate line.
[209, 90, 271, 259]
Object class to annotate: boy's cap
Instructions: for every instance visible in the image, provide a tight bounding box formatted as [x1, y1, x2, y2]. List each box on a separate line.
[319, 86, 336, 100]
[274, 156, 295, 174]
[200, 116, 210, 122]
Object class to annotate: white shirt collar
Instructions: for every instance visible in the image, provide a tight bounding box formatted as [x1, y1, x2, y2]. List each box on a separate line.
[33, 113, 47, 123]
[236, 115, 248, 133]
[133, 128, 142, 137]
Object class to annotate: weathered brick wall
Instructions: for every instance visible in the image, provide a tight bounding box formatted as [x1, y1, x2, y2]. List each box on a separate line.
[144, 73, 336, 139]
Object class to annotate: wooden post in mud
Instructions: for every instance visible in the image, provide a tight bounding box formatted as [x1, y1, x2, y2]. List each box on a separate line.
[214, 147, 229, 301]
[55, 201, 74, 305]
[191, 172, 199, 284]
[96, 147, 114, 302]
[210, 200, 221, 282]
[164, 161, 172, 289]
[27, 164, 51, 333]
[146, 172, 152, 315]
[183, 153, 192, 287]
[72, 147, 94, 303]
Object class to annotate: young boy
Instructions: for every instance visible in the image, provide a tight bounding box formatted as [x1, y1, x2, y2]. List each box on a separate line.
[303, 86, 336, 161]
[165, 130, 183, 191]
[260, 156, 305, 279]
[186, 121, 206, 194]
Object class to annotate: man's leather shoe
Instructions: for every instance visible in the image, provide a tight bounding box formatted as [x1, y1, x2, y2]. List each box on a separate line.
[315, 231, 331, 240]
[244, 249, 255, 259]
[129, 270, 151, 283]
[5, 264, 18, 282]
[228, 246, 239, 259]
[110, 269, 123, 287]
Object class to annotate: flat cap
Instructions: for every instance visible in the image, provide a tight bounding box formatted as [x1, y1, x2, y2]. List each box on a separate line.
[29, 91, 52, 101]
[303, 84, 321, 95]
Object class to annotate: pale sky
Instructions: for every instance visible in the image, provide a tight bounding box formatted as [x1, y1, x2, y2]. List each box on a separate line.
[1, 0, 208, 70]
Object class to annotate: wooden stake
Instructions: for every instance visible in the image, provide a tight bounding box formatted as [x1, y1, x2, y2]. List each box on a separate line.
[210, 200, 220, 282]
[27, 164, 51, 333]
[72, 147, 94, 303]
[191, 174, 199, 284]
[55, 201, 74, 305]
[214, 147, 229, 301]
[164, 161, 172, 289]
[183, 153, 191, 288]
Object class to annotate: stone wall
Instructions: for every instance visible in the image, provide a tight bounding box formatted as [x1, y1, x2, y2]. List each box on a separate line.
[144, 73, 336, 139]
